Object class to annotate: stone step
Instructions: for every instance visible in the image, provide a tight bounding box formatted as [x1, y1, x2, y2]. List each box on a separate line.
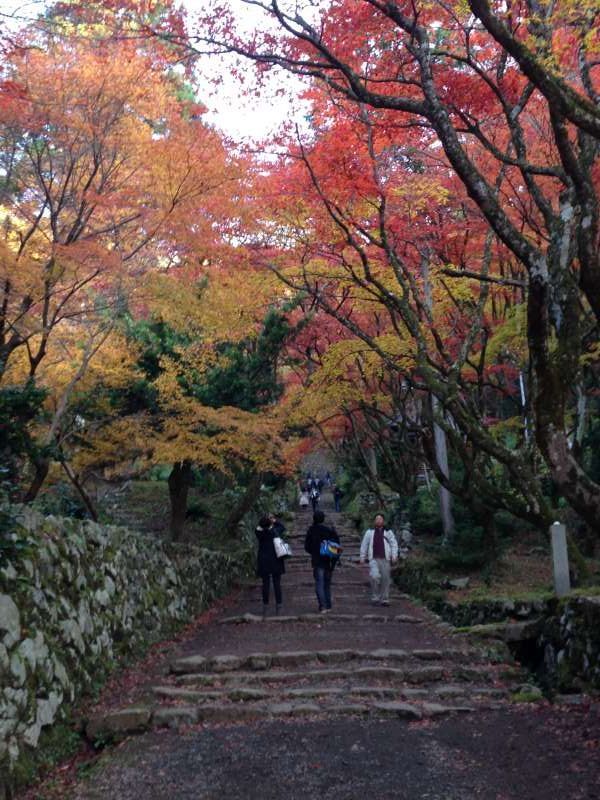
[168, 663, 510, 691]
[151, 681, 509, 704]
[262, 595, 403, 603]
[153, 699, 480, 725]
[285, 560, 360, 564]
[172, 665, 512, 690]
[285, 535, 361, 542]
[287, 538, 356, 543]
[216, 612, 424, 625]
[281, 580, 371, 588]
[82, 505, 524, 756]
[86, 697, 484, 740]
[170, 647, 491, 675]
[170, 663, 513, 692]
[284, 553, 362, 561]
[281, 556, 363, 562]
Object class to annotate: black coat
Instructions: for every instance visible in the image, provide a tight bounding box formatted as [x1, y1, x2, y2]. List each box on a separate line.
[304, 523, 340, 570]
[256, 525, 285, 577]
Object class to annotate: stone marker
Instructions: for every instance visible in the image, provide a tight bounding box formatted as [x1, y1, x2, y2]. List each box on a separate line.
[550, 521, 571, 597]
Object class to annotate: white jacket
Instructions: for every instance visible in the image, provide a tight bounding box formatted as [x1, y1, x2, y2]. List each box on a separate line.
[360, 528, 399, 562]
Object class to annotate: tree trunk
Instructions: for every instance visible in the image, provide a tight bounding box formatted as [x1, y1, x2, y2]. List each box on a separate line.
[366, 447, 377, 479]
[168, 460, 193, 542]
[527, 277, 600, 531]
[60, 459, 98, 521]
[421, 254, 455, 544]
[22, 456, 50, 503]
[222, 471, 263, 536]
[431, 396, 455, 545]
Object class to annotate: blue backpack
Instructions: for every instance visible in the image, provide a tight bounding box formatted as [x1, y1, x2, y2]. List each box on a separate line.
[320, 540, 342, 558]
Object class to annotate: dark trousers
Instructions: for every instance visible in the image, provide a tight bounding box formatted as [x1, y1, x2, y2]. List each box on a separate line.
[334, 496, 341, 512]
[262, 573, 282, 605]
[314, 567, 333, 610]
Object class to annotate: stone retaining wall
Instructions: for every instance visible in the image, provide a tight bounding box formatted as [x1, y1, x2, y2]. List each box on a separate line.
[437, 596, 551, 627]
[395, 559, 600, 691]
[0, 506, 251, 786]
[432, 594, 600, 692]
[540, 596, 600, 692]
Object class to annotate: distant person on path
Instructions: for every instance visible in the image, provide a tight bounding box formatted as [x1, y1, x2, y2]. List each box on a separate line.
[360, 514, 399, 606]
[299, 488, 310, 509]
[255, 515, 285, 618]
[333, 485, 343, 512]
[310, 486, 320, 512]
[304, 510, 341, 613]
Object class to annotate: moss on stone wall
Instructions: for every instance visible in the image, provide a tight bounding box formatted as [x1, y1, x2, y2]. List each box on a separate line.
[395, 577, 600, 694]
[0, 505, 251, 789]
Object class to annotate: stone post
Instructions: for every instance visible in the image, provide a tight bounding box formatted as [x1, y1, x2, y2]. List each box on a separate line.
[550, 521, 571, 597]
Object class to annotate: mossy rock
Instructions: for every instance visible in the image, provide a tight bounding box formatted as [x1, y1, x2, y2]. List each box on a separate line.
[510, 685, 544, 704]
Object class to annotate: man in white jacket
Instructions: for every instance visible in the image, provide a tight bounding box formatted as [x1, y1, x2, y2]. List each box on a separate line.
[360, 514, 399, 606]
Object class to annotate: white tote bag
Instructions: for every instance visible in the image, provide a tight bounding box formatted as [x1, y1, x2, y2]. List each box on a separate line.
[273, 537, 292, 558]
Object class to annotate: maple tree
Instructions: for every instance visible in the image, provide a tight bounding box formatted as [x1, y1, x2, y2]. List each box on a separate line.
[61, 257, 300, 539]
[0, 12, 245, 503]
[243, 103, 555, 544]
[3, 0, 599, 545]
[176, 0, 600, 532]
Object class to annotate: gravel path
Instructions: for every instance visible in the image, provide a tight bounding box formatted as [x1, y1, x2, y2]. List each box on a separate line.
[71, 708, 600, 800]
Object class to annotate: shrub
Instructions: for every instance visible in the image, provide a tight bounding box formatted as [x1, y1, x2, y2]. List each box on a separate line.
[435, 522, 491, 570]
[406, 488, 443, 536]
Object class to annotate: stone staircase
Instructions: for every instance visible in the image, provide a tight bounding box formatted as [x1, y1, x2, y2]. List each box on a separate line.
[85, 495, 525, 740]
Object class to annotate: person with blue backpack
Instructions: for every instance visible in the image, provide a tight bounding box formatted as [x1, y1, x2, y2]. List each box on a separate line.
[304, 510, 342, 613]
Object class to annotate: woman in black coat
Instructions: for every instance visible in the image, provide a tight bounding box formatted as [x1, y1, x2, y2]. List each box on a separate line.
[255, 516, 285, 618]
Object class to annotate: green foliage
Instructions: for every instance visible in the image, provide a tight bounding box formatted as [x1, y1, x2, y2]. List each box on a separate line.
[510, 689, 544, 704]
[582, 412, 600, 485]
[393, 555, 444, 604]
[185, 500, 211, 522]
[0, 504, 37, 568]
[406, 488, 443, 537]
[407, 486, 523, 571]
[0, 380, 48, 486]
[121, 308, 293, 415]
[146, 463, 174, 481]
[435, 523, 492, 570]
[33, 482, 88, 519]
[9, 722, 82, 791]
[196, 309, 291, 411]
[112, 316, 191, 415]
[127, 317, 190, 382]
[342, 492, 365, 530]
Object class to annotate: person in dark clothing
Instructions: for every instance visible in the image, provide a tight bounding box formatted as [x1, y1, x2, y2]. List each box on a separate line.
[269, 512, 286, 537]
[304, 510, 341, 613]
[333, 485, 343, 512]
[255, 516, 285, 618]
